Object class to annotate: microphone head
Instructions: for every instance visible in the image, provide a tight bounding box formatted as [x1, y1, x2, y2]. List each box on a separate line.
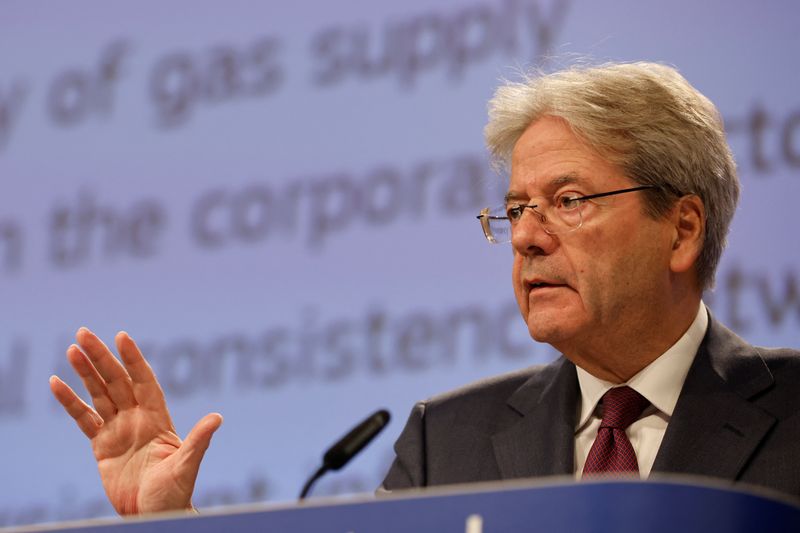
[322, 409, 391, 471]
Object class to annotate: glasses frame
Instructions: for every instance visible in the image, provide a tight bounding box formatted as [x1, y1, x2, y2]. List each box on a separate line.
[476, 185, 658, 244]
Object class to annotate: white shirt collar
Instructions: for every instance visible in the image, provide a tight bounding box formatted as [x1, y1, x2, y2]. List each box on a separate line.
[575, 301, 709, 430]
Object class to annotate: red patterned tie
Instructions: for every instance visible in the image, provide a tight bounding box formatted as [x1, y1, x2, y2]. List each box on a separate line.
[582, 386, 650, 476]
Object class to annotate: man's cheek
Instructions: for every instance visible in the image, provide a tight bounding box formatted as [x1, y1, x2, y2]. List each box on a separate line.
[510, 275, 529, 317]
[513, 282, 527, 314]
[511, 260, 523, 298]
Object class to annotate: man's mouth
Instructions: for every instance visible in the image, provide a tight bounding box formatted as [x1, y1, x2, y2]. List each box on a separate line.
[527, 280, 568, 291]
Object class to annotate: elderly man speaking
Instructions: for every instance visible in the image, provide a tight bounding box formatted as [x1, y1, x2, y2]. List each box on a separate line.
[50, 62, 800, 515]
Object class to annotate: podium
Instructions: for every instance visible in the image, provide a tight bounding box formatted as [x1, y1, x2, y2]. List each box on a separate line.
[11, 478, 800, 532]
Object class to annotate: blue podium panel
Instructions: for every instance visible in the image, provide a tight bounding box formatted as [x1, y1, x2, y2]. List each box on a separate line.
[9, 479, 800, 533]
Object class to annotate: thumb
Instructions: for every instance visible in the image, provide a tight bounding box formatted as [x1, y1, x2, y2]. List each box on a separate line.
[176, 412, 223, 475]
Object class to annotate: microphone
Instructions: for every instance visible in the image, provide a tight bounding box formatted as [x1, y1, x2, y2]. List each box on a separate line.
[299, 409, 391, 500]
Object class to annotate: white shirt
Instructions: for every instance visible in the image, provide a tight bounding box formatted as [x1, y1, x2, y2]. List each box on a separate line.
[573, 301, 708, 478]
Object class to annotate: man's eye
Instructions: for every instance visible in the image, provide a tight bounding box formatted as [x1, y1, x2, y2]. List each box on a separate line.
[558, 195, 583, 210]
[506, 206, 524, 220]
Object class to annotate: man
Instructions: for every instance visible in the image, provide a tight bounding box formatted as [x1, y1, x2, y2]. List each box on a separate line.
[49, 62, 800, 515]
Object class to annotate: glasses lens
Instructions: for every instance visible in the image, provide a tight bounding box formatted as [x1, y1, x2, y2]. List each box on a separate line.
[541, 202, 582, 234]
[478, 206, 510, 244]
[478, 200, 584, 244]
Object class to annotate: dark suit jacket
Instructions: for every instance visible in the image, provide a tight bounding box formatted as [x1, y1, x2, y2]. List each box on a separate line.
[381, 314, 800, 499]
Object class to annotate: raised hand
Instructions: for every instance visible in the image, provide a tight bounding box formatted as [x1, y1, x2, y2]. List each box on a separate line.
[49, 328, 223, 515]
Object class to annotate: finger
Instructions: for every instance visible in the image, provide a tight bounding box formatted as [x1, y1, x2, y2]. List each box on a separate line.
[49, 375, 104, 439]
[115, 331, 169, 413]
[175, 413, 223, 479]
[76, 327, 137, 410]
[66, 344, 117, 420]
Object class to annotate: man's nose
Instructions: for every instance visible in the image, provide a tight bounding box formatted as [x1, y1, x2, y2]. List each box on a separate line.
[511, 208, 558, 256]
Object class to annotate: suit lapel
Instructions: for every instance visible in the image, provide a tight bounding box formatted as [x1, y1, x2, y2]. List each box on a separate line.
[491, 357, 579, 479]
[652, 315, 776, 480]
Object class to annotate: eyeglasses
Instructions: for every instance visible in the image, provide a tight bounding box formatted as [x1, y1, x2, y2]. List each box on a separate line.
[476, 185, 657, 244]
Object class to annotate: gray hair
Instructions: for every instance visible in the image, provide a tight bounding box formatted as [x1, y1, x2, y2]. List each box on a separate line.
[485, 62, 739, 290]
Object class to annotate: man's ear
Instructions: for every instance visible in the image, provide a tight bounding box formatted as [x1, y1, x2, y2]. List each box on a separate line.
[669, 194, 705, 275]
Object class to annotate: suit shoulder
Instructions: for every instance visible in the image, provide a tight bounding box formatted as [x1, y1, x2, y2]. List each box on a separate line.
[756, 345, 800, 363]
[705, 316, 800, 388]
[756, 345, 800, 381]
[421, 360, 562, 415]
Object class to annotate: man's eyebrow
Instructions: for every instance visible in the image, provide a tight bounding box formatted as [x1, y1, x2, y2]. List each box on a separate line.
[504, 191, 524, 204]
[550, 172, 587, 187]
[504, 173, 589, 203]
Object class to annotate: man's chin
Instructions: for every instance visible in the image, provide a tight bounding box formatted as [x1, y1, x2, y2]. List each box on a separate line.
[526, 315, 577, 346]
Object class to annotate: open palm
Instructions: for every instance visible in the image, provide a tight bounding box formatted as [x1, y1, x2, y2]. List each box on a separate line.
[50, 328, 222, 515]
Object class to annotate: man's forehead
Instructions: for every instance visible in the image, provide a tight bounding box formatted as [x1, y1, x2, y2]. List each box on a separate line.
[506, 116, 626, 197]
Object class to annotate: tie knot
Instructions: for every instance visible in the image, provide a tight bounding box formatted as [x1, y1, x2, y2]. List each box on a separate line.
[599, 386, 649, 430]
